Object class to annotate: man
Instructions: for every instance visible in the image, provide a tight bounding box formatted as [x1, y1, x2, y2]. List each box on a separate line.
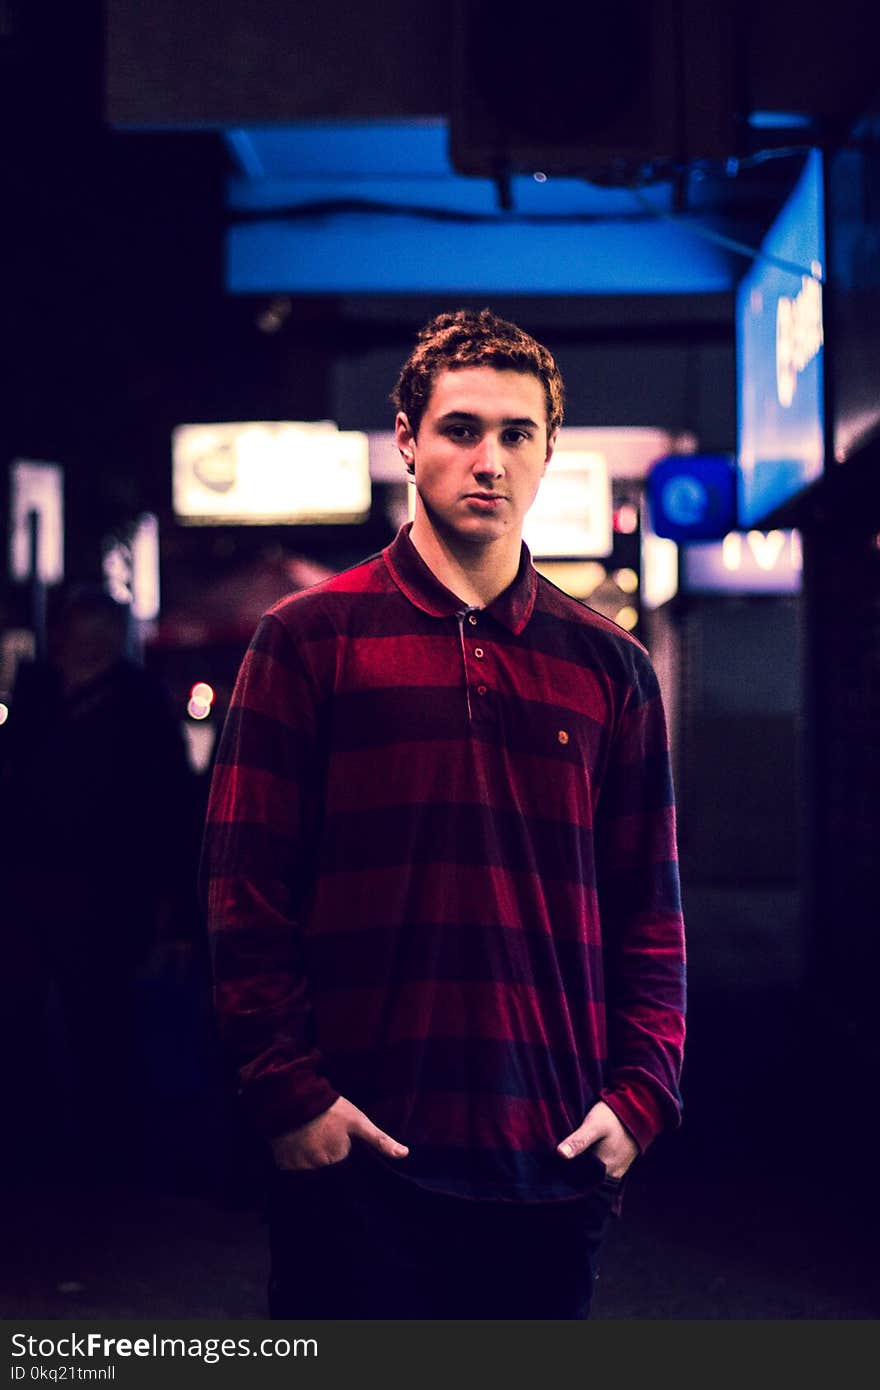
[201, 308, 686, 1319]
[1, 585, 201, 1188]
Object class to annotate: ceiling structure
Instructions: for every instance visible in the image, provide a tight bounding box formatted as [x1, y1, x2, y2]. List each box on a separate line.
[105, 0, 880, 305]
[222, 120, 809, 297]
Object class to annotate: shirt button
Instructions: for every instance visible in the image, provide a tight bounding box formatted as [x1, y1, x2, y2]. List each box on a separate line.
[468, 614, 478, 626]
[477, 684, 488, 696]
[474, 647, 485, 658]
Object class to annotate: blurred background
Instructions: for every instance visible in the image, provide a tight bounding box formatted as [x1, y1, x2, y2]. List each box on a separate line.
[1, 0, 879, 1320]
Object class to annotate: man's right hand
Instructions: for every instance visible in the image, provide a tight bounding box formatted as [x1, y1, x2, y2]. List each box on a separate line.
[270, 1096, 410, 1170]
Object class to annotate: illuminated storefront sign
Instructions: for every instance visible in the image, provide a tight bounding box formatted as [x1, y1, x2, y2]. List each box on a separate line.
[682, 529, 802, 595]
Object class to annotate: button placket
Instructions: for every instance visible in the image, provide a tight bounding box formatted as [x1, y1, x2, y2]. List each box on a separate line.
[456, 610, 493, 720]
[472, 643, 490, 702]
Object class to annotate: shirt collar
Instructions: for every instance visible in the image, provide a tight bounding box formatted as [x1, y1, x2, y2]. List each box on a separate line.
[383, 523, 537, 635]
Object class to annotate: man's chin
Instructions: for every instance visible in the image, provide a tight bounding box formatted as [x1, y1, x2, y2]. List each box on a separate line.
[447, 520, 512, 548]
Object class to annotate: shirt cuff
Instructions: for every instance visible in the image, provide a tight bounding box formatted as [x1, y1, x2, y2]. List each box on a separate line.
[241, 1069, 341, 1140]
[599, 1077, 678, 1154]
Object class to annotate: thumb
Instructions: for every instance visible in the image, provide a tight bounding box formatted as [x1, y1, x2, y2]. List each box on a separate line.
[353, 1111, 409, 1160]
[557, 1115, 602, 1160]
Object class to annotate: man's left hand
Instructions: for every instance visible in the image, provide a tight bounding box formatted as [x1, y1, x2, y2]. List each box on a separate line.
[557, 1100, 639, 1180]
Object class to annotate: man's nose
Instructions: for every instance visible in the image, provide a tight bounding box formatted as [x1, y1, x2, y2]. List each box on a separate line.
[473, 435, 503, 477]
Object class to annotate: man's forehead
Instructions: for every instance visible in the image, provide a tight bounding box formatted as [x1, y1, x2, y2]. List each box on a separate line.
[426, 366, 547, 422]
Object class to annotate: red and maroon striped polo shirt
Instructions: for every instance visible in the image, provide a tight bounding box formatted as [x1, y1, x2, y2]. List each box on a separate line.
[201, 522, 686, 1202]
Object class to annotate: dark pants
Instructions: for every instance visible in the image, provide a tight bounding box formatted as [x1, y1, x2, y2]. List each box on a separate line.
[267, 1146, 618, 1320]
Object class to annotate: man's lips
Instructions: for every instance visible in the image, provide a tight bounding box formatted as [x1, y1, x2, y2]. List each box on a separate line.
[464, 492, 506, 502]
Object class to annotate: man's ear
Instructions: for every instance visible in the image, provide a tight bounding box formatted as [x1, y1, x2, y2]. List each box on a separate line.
[544, 428, 559, 471]
[395, 411, 416, 474]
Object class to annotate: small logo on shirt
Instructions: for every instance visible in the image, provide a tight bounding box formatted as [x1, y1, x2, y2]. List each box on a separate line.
[557, 730, 570, 745]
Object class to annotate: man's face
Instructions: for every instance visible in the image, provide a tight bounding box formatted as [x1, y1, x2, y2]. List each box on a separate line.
[396, 366, 556, 550]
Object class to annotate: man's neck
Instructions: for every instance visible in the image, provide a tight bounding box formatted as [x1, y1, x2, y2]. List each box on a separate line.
[408, 517, 522, 609]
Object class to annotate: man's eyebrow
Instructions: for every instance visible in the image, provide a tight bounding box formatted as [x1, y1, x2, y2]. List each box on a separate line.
[436, 411, 540, 429]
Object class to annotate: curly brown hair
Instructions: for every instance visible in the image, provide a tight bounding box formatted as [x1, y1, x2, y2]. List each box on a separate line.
[391, 307, 565, 442]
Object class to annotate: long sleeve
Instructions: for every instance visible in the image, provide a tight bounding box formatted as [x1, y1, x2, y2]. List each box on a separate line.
[199, 611, 339, 1138]
[595, 656, 687, 1153]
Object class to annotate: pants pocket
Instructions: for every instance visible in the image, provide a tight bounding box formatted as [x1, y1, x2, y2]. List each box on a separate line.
[267, 1156, 362, 1319]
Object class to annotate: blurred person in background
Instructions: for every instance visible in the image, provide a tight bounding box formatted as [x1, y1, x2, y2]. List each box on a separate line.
[0, 584, 204, 1190]
[201, 308, 687, 1319]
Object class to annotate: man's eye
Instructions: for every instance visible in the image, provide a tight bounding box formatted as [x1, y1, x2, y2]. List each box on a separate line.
[503, 430, 529, 445]
[447, 425, 475, 441]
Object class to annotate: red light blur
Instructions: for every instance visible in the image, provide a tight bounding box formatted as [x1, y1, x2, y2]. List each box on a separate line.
[613, 503, 639, 535]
